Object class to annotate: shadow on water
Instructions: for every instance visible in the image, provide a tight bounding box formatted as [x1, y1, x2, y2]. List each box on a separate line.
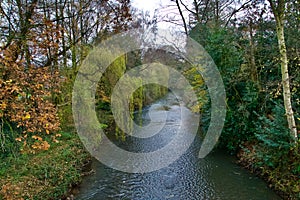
[75, 93, 281, 200]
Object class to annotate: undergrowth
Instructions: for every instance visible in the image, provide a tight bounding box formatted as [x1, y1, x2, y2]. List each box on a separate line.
[0, 131, 90, 200]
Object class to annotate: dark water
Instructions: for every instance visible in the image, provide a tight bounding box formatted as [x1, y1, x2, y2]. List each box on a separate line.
[75, 93, 281, 200]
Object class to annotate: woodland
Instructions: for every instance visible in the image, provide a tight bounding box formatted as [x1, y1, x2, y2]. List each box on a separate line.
[0, 0, 299, 199]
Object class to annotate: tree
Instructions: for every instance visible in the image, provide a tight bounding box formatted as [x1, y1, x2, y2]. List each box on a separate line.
[168, 0, 253, 32]
[0, 0, 62, 153]
[268, 0, 298, 142]
[0, 0, 134, 153]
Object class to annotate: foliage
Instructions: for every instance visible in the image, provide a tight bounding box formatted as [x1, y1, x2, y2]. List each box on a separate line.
[191, 25, 252, 151]
[183, 67, 208, 113]
[97, 57, 168, 140]
[0, 44, 61, 156]
[237, 102, 300, 198]
[253, 101, 293, 168]
[0, 56, 61, 134]
[0, 0, 298, 198]
[0, 119, 20, 158]
[222, 81, 260, 151]
[0, 0, 135, 198]
[0, 0, 135, 151]
[188, 3, 300, 198]
[0, 131, 90, 200]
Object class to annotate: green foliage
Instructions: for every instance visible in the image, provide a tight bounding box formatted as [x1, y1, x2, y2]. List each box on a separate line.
[191, 25, 254, 151]
[253, 102, 293, 168]
[100, 55, 127, 96]
[96, 58, 169, 140]
[244, 101, 300, 198]
[191, 21, 300, 198]
[0, 131, 90, 200]
[205, 30, 242, 80]
[183, 67, 208, 113]
[57, 67, 79, 132]
[112, 75, 144, 141]
[221, 81, 260, 151]
[0, 120, 21, 159]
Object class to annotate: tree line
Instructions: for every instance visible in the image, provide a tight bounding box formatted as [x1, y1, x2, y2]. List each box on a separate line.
[0, 0, 299, 198]
[167, 0, 299, 198]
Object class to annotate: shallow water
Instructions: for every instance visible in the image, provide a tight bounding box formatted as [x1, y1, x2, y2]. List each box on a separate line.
[75, 93, 281, 200]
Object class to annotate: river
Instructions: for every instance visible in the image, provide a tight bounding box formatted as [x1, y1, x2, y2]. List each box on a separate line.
[75, 93, 281, 200]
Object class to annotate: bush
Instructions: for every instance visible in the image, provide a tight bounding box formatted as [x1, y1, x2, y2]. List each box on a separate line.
[253, 101, 294, 168]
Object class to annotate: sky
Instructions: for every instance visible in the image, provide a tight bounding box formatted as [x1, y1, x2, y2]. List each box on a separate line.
[130, 0, 253, 31]
[131, 0, 187, 31]
[131, 0, 164, 12]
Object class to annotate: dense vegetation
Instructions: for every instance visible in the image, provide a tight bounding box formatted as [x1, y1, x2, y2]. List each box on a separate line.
[0, 0, 299, 199]
[185, 1, 300, 198]
[0, 1, 168, 198]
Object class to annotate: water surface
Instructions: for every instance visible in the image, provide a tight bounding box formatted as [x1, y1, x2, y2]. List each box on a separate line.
[75, 93, 281, 200]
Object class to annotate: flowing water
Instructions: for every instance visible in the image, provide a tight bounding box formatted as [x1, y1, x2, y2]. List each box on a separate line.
[75, 93, 281, 200]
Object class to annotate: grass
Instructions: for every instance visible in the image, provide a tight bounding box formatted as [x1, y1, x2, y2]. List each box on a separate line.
[0, 131, 90, 200]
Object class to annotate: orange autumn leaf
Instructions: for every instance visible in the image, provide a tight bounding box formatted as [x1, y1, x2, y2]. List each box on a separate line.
[31, 141, 50, 151]
[32, 135, 43, 141]
[42, 141, 50, 150]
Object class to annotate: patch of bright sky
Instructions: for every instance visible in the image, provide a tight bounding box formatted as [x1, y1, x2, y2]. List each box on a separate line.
[131, 0, 187, 51]
[131, 0, 257, 31]
[131, 0, 187, 31]
[131, 0, 164, 13]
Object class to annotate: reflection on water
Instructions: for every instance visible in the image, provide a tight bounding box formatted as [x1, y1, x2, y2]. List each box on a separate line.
[75, 93, 281, 200]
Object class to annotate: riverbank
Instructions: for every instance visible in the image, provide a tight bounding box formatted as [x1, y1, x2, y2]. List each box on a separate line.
[75, 93, 281, 200]
[0, 129, 297, 200]
[0, 102, 297, 199]
[0, 131, 91, 200]
[236, 142, 300, 200]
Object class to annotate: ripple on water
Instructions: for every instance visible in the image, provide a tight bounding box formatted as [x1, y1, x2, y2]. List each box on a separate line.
[75, 93, 281, 200]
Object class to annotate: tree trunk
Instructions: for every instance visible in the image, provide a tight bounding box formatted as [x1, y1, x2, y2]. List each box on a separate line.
[269, 0, 298, 142]
[276, 19, 298, 141]
[249, 20, 258, 84]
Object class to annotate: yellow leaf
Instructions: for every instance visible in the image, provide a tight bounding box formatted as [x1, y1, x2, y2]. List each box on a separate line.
[46, 129, 50, 134]
[191, 104, 201, 113]
[22, 113, 31, 120]
[0, 103, 7, 109]
[25, 113, 30, 119]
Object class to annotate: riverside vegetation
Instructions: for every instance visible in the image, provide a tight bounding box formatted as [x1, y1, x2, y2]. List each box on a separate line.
[0, 0, 299, 199]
